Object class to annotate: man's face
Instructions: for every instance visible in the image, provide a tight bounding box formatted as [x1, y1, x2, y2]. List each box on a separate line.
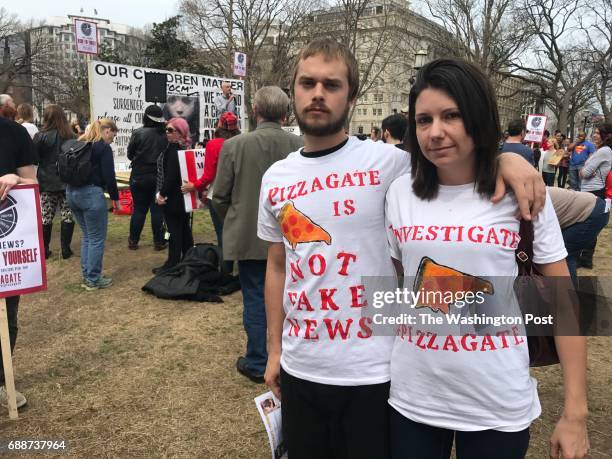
[577, 132, 586, 142]
[222, 82, 232, 97]
[293, 54, 352, 137]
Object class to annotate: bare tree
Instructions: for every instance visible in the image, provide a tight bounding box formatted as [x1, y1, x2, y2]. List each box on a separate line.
[508, 0, 611, 132]
[414, 0, 531, 77]
[590, 0, 612, 122]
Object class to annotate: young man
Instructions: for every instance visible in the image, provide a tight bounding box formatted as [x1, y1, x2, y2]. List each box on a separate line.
[501, 119, 535, 166]
[257, 39, 546, 458]
[381, 113, 408, 150]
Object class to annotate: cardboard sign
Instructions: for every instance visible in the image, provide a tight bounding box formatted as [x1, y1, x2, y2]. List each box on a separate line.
[234, 52, 247, 77]
[75, 19, 99, 55]
[177, 149, 206, 213]
[0, 185, 47, 298]
[524, 114, 548, 143]
[89, 61, 247, 171]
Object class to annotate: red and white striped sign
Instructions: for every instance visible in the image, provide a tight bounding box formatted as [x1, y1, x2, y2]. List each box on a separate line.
[177, 149, 206, 213]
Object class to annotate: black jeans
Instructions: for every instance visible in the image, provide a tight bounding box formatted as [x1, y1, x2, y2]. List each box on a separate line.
[162, 209, 193, 268]
[542, 171, 555, 186]
[390, 407, 530, 459]
[557, 166, 568, 188]
[0, 296, 19, 385]
[280, 367, 391, 459]
[129, 173, 164, 244]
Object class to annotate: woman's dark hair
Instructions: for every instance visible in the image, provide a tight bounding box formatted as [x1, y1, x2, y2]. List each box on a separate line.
[214, 127, 241, 139]
[405, 58, 500, 200]
[42, 104, 74, 140]
[597, 123, 612, 148]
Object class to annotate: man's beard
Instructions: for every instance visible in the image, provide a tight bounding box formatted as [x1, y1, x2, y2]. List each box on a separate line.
[295, 103, 350, 137]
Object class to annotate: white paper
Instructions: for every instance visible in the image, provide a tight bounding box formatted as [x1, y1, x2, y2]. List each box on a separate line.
[75, 20, 98, 54]
[524, 114, 548, 143]
[254, 391, 287, 459]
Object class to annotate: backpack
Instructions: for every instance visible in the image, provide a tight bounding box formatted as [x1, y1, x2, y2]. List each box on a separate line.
[57, 139, 93, 186]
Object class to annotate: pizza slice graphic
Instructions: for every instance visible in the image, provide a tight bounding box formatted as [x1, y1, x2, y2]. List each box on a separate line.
[413, 256, 494, 314]
[278, 201, 332, 250]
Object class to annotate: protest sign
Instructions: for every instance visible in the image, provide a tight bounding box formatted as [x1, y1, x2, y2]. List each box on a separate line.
[0, 184, 46, 419]
[75, 19, 99, 55]
[89, 61, 246, 171]
[254, 392, 286, 459]
[524, 114, 548, 143]
[177, 149, 206, 213]
[234, 52, 247, 77]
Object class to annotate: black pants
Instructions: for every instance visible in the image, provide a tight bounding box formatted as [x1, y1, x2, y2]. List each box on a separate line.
[129, 173, 164, 244]
[280, 367, 390, 459]
[557, 166, 568, 188]
[162, 209, 193, 268]
[390, 407, 530, 459]
[581, 188, 607, 263]
[0, 296, 19, 385]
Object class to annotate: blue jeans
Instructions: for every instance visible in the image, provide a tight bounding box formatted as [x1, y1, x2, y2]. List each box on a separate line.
[129, 173, 163, 244]
[238, 260, 267, 375]
[568, 165, 582, 191]
[562, 197, 609, 285]
[66, 185, 108, 283]
[207, 199, 233, 274]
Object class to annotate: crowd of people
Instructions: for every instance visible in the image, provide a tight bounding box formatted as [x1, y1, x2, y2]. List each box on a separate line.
[0, 36, 610, 458]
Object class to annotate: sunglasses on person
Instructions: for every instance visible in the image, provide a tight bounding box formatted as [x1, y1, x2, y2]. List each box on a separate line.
[166, 127, 176, 133]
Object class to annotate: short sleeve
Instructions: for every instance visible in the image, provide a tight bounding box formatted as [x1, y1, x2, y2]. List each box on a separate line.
[532, 190, 568, 264]
[15, 124, 35, 168]
[257, 171, 283, 243]
[384, 181, 402, 261]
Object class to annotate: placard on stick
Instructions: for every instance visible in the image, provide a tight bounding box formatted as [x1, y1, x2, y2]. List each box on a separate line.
[0, 185, 47, 419]
[177, 149, 206, 213]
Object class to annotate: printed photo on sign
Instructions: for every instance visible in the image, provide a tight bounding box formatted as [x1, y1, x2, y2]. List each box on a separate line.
[74, 19, 98, 55]
[524, 114, 548, 143]
[0, 185, 47, 298]
[89, 61, 247, 172]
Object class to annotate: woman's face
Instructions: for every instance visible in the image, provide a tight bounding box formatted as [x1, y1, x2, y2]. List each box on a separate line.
[592, 129, 601, 147]
[101, 127, 117, 144]
[555, 132, 563, 144]
[166, 125, 181, 143]
[414, 88, 475, 173]
[165, 96, 196, 119]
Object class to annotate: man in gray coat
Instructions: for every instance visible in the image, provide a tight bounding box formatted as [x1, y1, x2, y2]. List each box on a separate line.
[213, 86, 303, 382]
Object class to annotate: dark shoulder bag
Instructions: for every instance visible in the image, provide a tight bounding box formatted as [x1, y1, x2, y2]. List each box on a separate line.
[515, 219, 560, 367]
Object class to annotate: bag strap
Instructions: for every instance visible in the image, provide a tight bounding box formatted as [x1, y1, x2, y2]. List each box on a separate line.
[515, 219, 534, 275]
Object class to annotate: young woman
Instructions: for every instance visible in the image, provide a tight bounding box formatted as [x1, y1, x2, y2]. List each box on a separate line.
[385, 59, 588, 459]
[16, 103, 38, 139]
[181, 111, 240, 273]
[67, 119, 120, 290]
[33, 104, 75, 259]
[155, 117, 194, 273]
[127, 104, 168, 251]
[577, 124, 612, 268]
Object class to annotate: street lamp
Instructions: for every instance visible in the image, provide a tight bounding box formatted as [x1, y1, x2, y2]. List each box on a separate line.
[409, 50, 428, 84]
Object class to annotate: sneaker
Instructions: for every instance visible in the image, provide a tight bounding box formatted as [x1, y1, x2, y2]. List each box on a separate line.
[0, 386, 27, 409]
[81, 276, 113, 291]
[236, 357, 264, 383]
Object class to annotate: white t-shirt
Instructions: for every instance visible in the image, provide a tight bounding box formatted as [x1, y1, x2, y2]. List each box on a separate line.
[258, 137, 410, 385]
[21, 122, 38, 139]
[385, 176, 567, 432]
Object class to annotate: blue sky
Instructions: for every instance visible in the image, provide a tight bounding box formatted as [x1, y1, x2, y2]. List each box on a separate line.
[9, 0, 179, 28]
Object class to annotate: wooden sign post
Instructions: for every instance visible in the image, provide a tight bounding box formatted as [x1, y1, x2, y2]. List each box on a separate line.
[0, 185, 47, 419]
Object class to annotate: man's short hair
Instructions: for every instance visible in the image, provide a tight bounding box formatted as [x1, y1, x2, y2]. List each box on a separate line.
[253, 86, 290, 122]
[507, 119, 524, 137]
[371, 126, 380, 135]
[381, 114, 408, 141]
[292, 38, 359, 101]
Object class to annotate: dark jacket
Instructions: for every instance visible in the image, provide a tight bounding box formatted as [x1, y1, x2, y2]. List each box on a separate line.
[158, 142, 185, 214]
[127, 126, 168, 176]
[88, 141, 119, 201]
[33, 129, 68, 192]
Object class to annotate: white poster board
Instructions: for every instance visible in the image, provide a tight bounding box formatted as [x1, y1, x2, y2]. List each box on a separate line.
[75, 19, 99, 55]
[177, 149, 206, 213]
[524, 114, 548, 143]
[234, 52, 247, 77]
[0, 185, 46, 298]
[89, 61, 247, 172]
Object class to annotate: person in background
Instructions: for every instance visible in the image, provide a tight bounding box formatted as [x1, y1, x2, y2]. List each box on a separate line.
[568, 131, 596, 191]
[155, 117, 194, 273]
[33, 104, 76, 259]
[557, 133, 570, 188]
[181, 111, 240, 274]
[381, 113, 408, 150]
[16, 103, 38, 139]
[0, 110, 37, 409]
[0, 94, 17, 120]
[214, 86, 303, 383]
[67, 119, 121, 291]
[577, 123, 612, 269]
[127, 105, 168, 251]
[70, 120, 82, 137]
[214, 81, 238, 118]
[547, 187, 609, 285]
[501, 119, 535, 166]
[541, 143, 557, 186]
[370, 126, 382, 142]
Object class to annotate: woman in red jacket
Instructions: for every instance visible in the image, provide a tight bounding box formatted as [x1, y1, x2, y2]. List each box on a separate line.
[181, 112, 240, 273]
